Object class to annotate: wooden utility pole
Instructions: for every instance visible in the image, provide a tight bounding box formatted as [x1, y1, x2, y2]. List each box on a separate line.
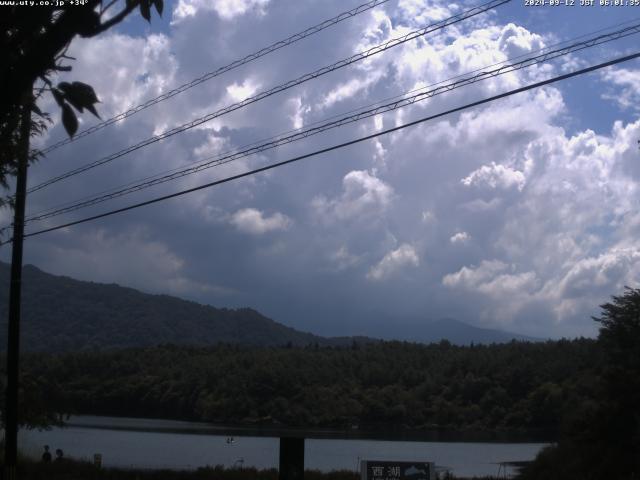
[279, 437, 305, 480]
[4, 98, 31, 479]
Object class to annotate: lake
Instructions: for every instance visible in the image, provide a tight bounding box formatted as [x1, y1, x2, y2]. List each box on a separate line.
[19, 416, 549, 478]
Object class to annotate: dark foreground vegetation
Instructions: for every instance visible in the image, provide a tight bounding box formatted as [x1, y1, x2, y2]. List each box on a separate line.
[0, 460, 351, 480]
[518, 288, 640, 480]
[16, 338, 600, 434]
[0, 458, 497, 480]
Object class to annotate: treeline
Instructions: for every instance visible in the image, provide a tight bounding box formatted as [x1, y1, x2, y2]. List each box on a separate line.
[17, 338, 600, 434]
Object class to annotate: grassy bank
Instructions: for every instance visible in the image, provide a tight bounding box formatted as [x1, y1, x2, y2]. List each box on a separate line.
[4, 459, 500, 480]
[7, 461, 344, 480]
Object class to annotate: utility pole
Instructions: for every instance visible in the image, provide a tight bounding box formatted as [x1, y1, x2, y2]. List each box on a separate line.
[4, 97, 31, 480]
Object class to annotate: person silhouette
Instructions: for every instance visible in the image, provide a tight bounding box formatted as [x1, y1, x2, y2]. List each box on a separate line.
[41, 445, 52, 462]
[54, 448, 64, 462]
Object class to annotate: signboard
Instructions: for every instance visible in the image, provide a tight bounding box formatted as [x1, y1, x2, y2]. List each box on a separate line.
[361, 460, 435, 480]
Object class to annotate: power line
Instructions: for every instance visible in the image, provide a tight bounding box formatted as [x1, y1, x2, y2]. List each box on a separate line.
[26, 0, 510, 195]
[37, 0, 392, 156]
[24, 15, 640, 223]
[8, 51, 638, 245]
[20, 14, 640, 226]
[22, 21, 640, 223]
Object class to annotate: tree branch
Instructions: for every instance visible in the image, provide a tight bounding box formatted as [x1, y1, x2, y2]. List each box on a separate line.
[101, 0, 119, 15]
[93, 1, 139, 35]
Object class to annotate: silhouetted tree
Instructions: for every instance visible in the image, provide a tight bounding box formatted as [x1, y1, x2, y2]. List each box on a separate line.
[0, 0, 163, 204]
[591, 287, 640, 478]
[0, 0, 162, 429]
[521, 287, 640, 480]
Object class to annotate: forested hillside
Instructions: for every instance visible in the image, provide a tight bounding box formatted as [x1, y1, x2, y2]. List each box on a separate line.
[0, 262, 534, 351]
[0, 263, 329, 351]
[19, 339, 599, 434]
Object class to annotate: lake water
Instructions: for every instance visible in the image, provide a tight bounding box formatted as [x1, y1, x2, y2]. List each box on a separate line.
[19, 416, 549, 478]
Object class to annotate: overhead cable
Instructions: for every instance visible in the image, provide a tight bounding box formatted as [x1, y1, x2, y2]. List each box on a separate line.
[29, 15, 640, 221]
[26, 0, 510, 195]
[38, 0, 392, 155]
[7, 50, 638, 245]
[23, 22, 640, 223]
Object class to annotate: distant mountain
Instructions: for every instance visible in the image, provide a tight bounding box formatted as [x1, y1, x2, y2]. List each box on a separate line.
[0, 262, 537, 352]
[396, 318, 539, 345]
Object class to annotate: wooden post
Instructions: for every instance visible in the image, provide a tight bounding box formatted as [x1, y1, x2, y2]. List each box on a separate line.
[279, 437, 304, 480]
[4, 99, 31, 480]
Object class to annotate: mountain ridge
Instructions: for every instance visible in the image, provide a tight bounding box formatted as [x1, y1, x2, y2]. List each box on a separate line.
[0, 261, 536, 351]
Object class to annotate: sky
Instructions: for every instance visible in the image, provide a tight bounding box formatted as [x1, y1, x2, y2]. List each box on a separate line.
[2, 0, 640, 340]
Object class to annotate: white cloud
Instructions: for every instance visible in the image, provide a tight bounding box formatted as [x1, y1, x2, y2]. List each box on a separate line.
[312, 170, 393, 223]
[601, 68, 640, 111]
[321, 74, 384, 109]
[287, 96, 310, 130]
[230, 208, 291, 234]
[554, 248, 640, 300]
[450, 231, 470, 245]
[226, 79, 261, 102]
[328, 246, 361, 272]
[398, 0, 454, 26]
[442, 261, 539, 309]
[193, 133, 228, 158]
[174, 0, 270, 21]
[497, 23, 545, 58]
[443, 260, 509, 288]
[462, 162, 526, 191]
[357, 9, 394, 52]
[59, 33, 177, 119]
[373, 138, 387, 168]
[367, 244, 419, 281]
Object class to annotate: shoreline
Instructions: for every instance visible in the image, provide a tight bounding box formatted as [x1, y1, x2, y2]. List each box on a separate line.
[64, 414, 557, 443]
[7, 459, 500, 480]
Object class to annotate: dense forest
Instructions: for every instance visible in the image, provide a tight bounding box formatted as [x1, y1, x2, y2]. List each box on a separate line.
[16, 338, 599, 435]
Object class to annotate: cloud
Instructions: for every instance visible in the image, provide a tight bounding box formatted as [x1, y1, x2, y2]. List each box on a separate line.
[287, 96, 310, 130]
[328, 246, 361, 272]
[173, 0, 270, 21]
[230, 208, 291, 234]
[226, 79, 261, 102]
[367, 244, 419, 281]
[17, 1, 640, 340]
[548, 248, 640, 320]
[443, 259, 508, 288]
[497, 23, 545, 58]
[601, 68, 640, 111]
[443, 260, 538, 296]
[555, 248, 640, 299]
[421, 210, 436, 223]
[312, 170, 393, 223]
[53, 33, 178, 120]
[398, 0, 455, 26]
[31, 228, 234, 298]
[461, 162, 526, 191]
[450, 232, 470, 245]
[442, 260, 540, 324]
[321, 74, 384, 109]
